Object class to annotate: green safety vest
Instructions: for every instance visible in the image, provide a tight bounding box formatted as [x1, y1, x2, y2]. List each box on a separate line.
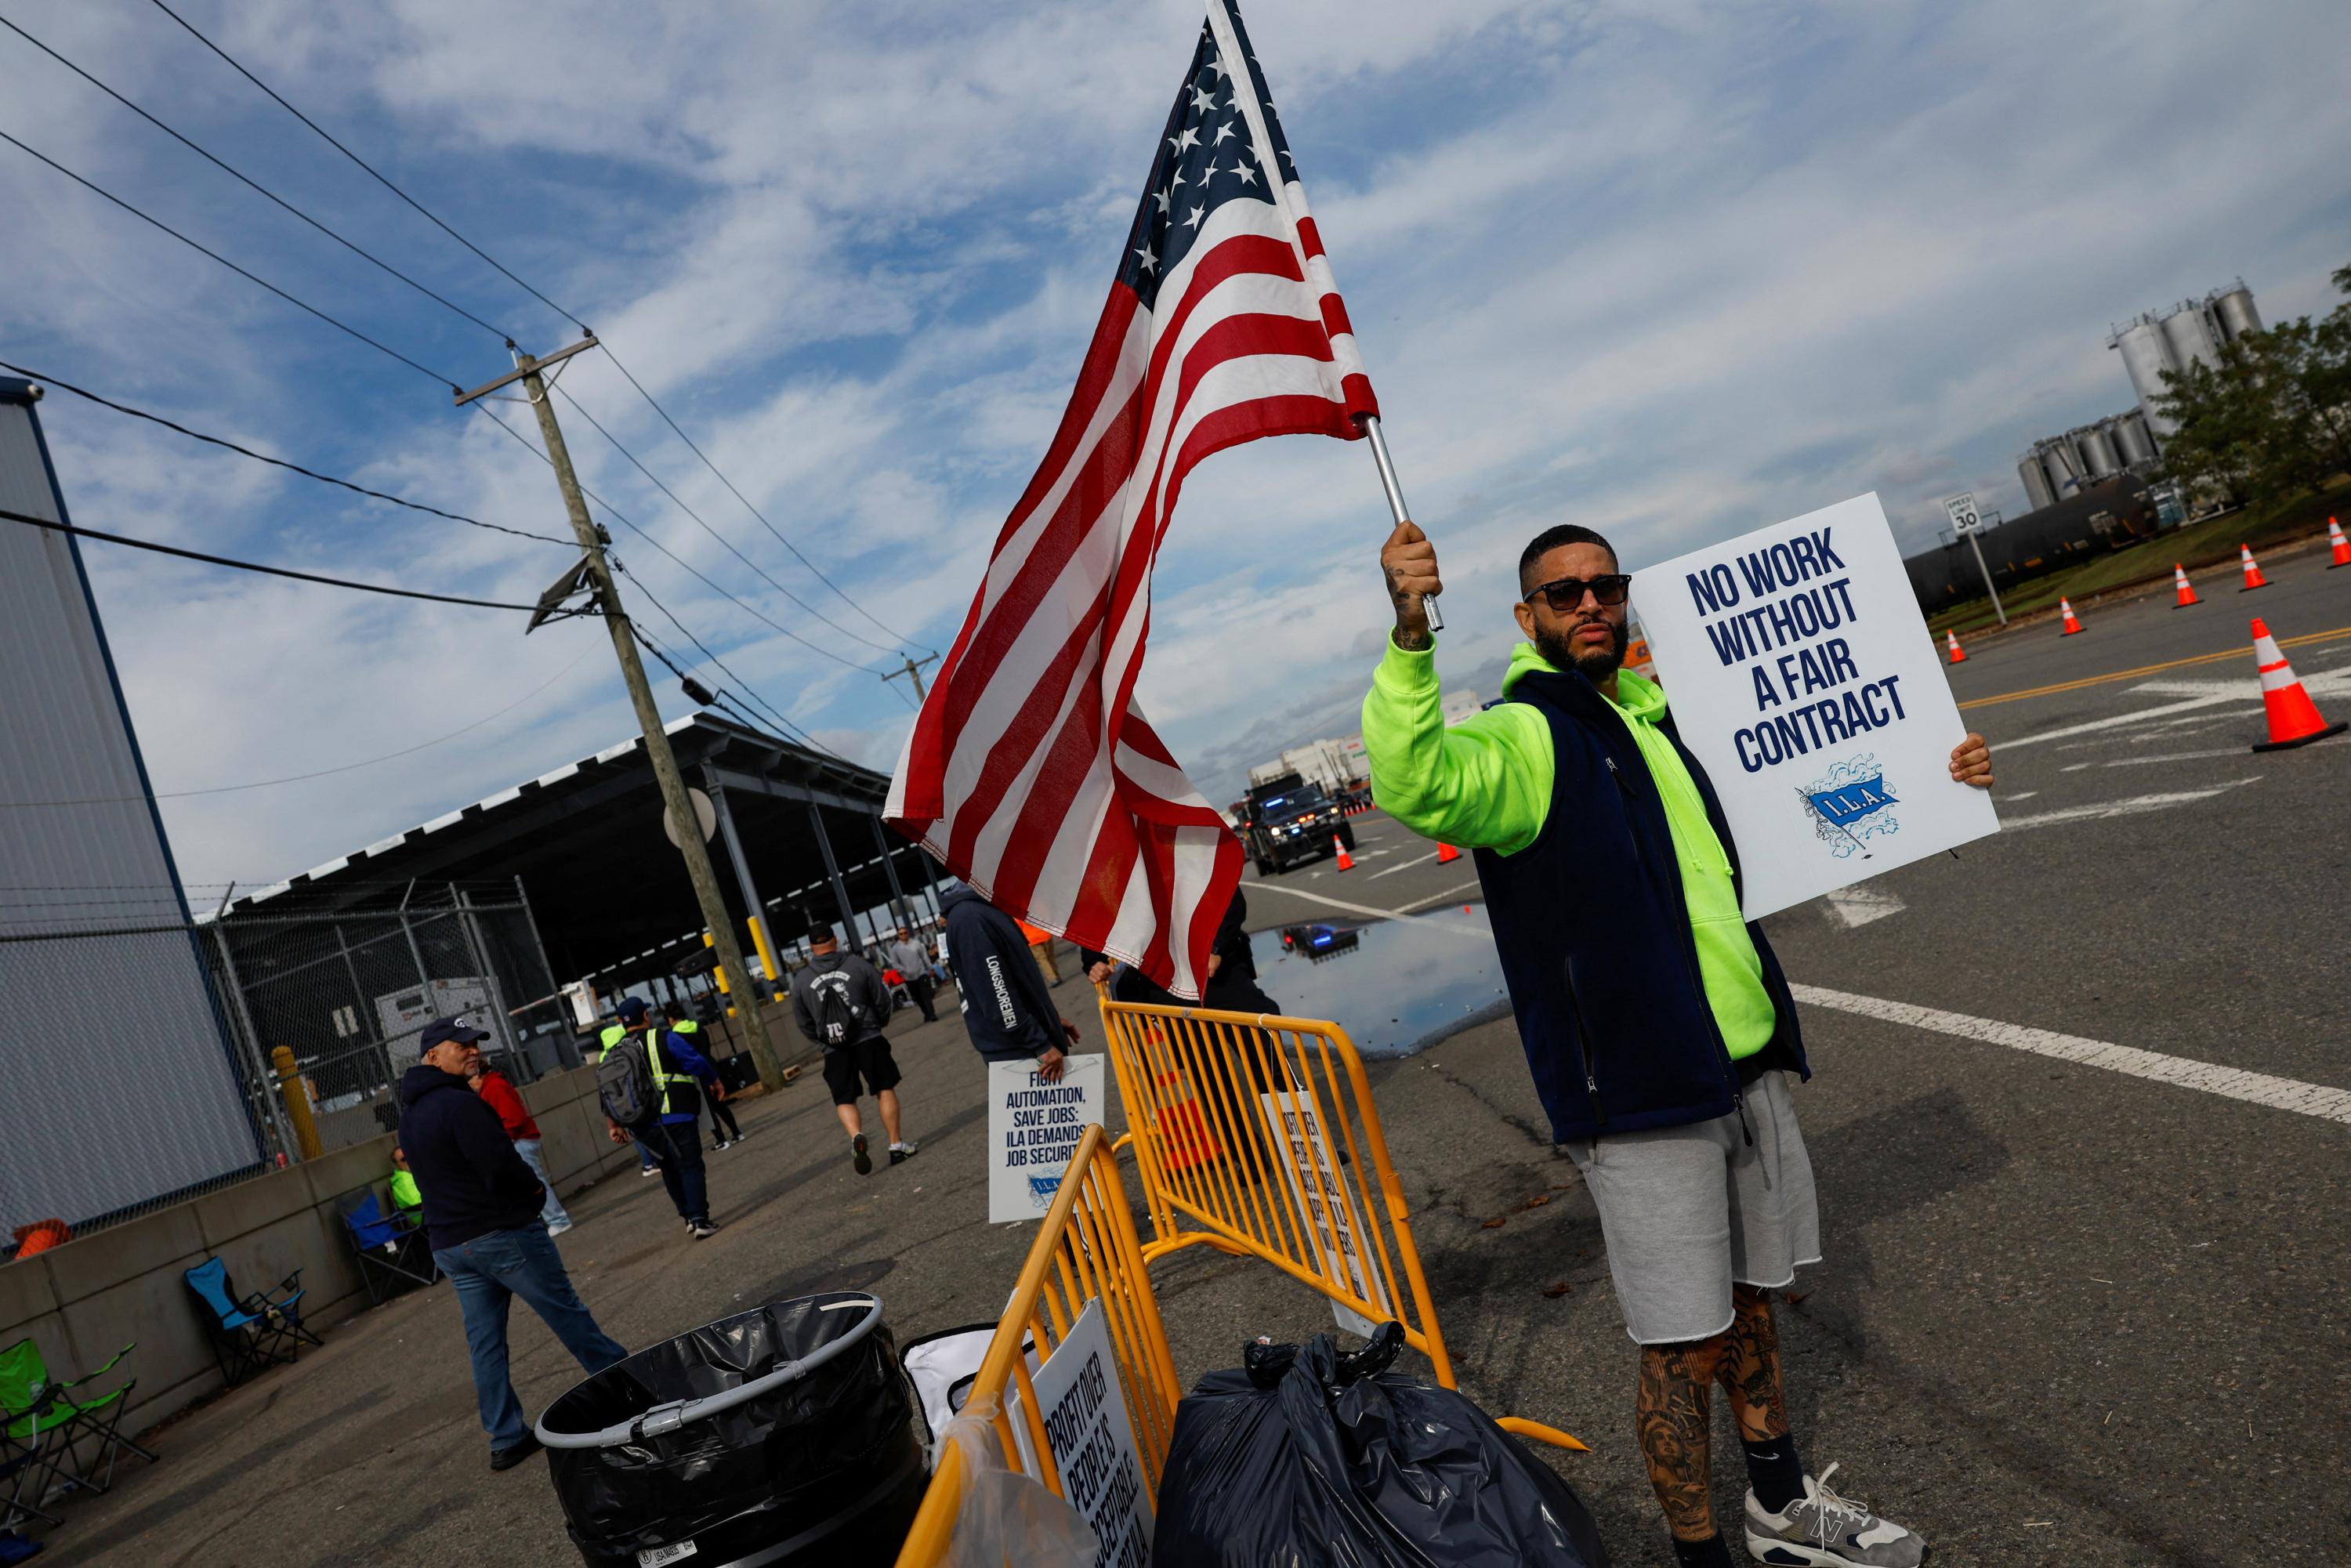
[598, 1018, 701, 1115]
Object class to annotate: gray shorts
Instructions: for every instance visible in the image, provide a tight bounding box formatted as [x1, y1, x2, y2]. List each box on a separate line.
[1565, 1070, 1820, 1345]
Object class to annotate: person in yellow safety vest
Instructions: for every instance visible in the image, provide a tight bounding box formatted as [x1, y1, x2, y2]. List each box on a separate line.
[663, 1009, 746, 1150]
[602, 997, 726, 1237]
[596, 1017, 661, 1177]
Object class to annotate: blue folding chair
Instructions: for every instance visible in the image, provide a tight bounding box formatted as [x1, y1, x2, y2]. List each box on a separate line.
[334, 1190, 436, 1306]
[180, 1258, 321, 1388]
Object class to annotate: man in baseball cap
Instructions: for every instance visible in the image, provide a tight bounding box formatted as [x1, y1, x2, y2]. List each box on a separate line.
[400, 1016, 626, 1470]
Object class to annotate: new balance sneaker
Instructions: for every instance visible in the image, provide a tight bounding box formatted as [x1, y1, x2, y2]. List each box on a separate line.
[852, 1133, 872, 1175]
[1744, 1465, 1924, 1567]
[889, 1141, 920, 1165]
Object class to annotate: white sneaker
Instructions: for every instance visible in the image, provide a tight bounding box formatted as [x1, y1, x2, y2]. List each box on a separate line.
[1744, 1464, 1924, 1566]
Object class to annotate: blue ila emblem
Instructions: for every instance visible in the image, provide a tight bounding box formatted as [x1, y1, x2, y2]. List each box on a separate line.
[1796, 755, 1900, 860]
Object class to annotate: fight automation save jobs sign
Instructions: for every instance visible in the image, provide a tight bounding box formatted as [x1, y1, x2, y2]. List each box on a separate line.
[1635, 493, 1999, 919]
[987, 1054, 1107, 1224]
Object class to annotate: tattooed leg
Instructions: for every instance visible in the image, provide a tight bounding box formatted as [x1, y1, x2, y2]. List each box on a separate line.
[1716, 1284, 1791, 1443]
[1636, 1334, 1728, 1540]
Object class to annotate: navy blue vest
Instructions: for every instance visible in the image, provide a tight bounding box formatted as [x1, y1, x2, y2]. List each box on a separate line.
[1473, 666, 1808, 1145]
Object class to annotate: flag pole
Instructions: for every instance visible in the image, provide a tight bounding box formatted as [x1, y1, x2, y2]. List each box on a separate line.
[1359, 415, 1442, 632]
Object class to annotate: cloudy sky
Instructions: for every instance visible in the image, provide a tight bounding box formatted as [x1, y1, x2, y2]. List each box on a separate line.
[5, 0, 2346, 893]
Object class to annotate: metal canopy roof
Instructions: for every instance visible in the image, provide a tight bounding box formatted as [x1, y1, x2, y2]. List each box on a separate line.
[219, 712, 937, 990]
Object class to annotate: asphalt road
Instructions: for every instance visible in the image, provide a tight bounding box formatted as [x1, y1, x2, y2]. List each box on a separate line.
[48, 545, 2350, 1567]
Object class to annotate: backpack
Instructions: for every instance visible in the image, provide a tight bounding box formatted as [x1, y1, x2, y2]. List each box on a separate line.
[596, 1033, 659, 1127]
[806, 969, 864, 1050]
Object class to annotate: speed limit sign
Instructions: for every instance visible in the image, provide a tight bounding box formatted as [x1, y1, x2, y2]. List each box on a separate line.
[1941, 492, 1980, 534]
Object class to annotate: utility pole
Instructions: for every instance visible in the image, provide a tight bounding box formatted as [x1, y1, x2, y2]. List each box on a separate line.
[458, 336, 790, 1091]
[882, 652, 938, 702]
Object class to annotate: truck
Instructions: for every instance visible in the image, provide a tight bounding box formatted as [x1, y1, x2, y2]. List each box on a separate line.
[1235, 771, 1355, 875]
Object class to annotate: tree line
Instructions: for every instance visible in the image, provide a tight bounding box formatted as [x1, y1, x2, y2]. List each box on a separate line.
[2156, 263, 2351, 509]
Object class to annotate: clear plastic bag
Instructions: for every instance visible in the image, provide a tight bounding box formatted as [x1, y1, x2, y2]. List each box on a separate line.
[940, 1399, 1101, 1568]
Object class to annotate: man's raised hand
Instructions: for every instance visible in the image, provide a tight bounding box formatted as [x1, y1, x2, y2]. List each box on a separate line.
[1948, 732, 1994, 789]
[1381, 520, 1441, 649]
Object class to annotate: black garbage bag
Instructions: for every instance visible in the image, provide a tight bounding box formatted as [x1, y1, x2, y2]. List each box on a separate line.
[541, 1291, 926, 1568]
[1153, 1324, 1611, 1568]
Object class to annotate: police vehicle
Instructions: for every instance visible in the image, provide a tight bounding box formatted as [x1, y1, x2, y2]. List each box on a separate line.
[1235, 771, 1355, 875]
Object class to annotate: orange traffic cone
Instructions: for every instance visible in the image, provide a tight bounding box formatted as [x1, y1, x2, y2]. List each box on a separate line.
[1944, 628, 1966, 664]
[2329, 517, 2349, 569]
[2172, 563, 2201, 608]
[2239, 543, 2269, 590]
[1436, 842, 1462, 864]
[1332, 835, 1355, 871]
[2058, 597, 2083, 636]
[2250, 619, 2347, 751]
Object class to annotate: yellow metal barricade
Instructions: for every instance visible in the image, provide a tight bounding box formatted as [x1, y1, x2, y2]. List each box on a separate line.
[895, 1122, 1181, 1568]
[1097, 995, 1586, 1453]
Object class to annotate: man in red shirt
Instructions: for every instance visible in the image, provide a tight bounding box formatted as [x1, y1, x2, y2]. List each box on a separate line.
[464, 1042, 572, 1237]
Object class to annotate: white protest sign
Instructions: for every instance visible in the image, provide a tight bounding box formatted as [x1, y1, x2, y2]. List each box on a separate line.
[1635, 493, 1998, 919]
[1031, 1298, 1153, 1568]
[1259, 1092, 1392, 1338]
[987, 1055, 1107, 1224]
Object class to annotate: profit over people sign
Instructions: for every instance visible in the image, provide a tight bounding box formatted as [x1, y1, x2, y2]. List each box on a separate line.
[1635, 493, 1999, 919]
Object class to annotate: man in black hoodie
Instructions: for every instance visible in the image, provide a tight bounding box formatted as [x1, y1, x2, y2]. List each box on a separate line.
[940, 883, 1073, 1082]
[400, 1018, 628, 1471]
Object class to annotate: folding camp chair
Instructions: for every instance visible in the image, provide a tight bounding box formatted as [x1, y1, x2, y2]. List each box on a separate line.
[0, 1339, 153, 1499]
[335, 1189, 437, 1306]
[1, 1389, 63, 1533]
[181, 1258, 321, 1387]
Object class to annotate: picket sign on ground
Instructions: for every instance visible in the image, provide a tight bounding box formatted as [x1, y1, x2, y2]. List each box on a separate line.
[1258, 1092, 1393, 1338]
[1634, 493, 2000, 918]
[987, 1054, 1107, 1224]
[1027, 1298, 1154, 1568]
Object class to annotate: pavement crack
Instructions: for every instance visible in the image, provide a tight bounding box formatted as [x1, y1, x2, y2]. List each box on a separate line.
[1418, 1059, 1556, 1150]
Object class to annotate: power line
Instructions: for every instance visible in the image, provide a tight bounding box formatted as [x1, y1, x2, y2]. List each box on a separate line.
[142, 0, 589, 335]
[0, 358, 570, 546]
[0, 505, 538, 610]
[549, 381, 906, 657]
[0, 128, 458, 390]
[129, 0, 924, 656]
[0, 14, 515, 342]
[622, 576, 839, 758]
[1, 651, 589, 809]
[465, 400, 888, 673]
[594, 345, 926, 651]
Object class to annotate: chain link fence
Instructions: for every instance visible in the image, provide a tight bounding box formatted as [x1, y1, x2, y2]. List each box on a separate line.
[2, 881, 573, 1248]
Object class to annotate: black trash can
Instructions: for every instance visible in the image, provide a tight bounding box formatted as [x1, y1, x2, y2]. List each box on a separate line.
[539, 1291, 927, 1568]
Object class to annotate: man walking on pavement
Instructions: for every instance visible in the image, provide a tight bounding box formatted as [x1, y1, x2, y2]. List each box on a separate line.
[789, 932, 916, 1173]
[941, 883, 1074, 1084]
[887, 925, 940, 1023]
[601, 997, 726, 1237]
[463, 1043, 571, 1236]
[660, 1001, 746, 1150]
[400, 1019, 627, 1471]
[1363, 518, 1994, 1568]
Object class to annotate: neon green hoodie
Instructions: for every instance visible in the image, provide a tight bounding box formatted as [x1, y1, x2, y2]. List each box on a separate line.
[1362, 636, 1776, 1060]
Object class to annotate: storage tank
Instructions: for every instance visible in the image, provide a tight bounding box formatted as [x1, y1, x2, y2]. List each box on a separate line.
[2159, 302, 2219, 375]
[2211, 284, 2261, 342]
[2113, 409, 2158, 467]
[2038, 436, 2082, 499]
[2109, 317, 2177, 434]
[2018, 455, 2056, 512]
[2074, 423, 2120, 479]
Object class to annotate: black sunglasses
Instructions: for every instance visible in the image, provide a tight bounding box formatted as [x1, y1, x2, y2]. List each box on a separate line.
[1524, 573, 1632, 612]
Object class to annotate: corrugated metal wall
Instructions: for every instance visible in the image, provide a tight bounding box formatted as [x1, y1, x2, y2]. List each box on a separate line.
[0, 387, 263, 1226]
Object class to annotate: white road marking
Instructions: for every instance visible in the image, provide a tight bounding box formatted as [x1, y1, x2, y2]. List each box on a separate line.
[1998, 777, 2259, 831]
[2005, 692, 2244, 750]
[2060, 747, 2248, 772]
[1371, 849, 1440, 879]
[1792, 984, 2351, 1127]
[1823, 885, 1907, 928]
[2003, 791, 2039, 800]
[1248, 879, 1488, 936]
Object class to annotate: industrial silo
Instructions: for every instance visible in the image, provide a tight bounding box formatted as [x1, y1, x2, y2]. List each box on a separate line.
[2018, 455, 2056, 512]
[2113, 409, 2158, 467]
[2160, 302, 2220, 375]
[2074, 424, 2120, 479]
[2038, 436, 2082, 499]
[2109, 316, 2177, 434]
[2211, 284, 2262, 342]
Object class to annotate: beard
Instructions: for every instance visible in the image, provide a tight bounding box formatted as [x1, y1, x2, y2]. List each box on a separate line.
[1535, 616, 1628, 682]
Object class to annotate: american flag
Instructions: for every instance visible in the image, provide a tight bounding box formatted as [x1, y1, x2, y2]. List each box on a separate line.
[885, 1, 1378, 998]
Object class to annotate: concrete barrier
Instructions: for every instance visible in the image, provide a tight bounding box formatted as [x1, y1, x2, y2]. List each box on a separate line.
[0, 1063, 637, 1440]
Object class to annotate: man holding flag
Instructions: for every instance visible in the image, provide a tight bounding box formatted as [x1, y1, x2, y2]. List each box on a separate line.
[1364, 520, 1993, 1567]
[886, 1, 1396, 1001]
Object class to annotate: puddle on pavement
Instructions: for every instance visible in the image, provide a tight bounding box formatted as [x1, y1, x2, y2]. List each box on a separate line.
[1245, 902, 1510, 1058]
